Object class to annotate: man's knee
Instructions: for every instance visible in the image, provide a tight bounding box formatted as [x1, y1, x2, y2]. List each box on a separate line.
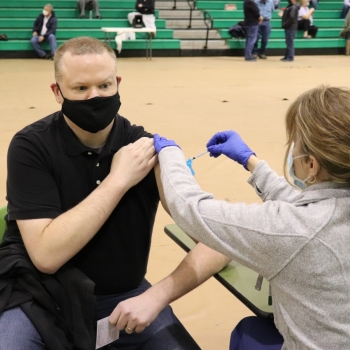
[142, 305, 200, 350]
[127, 12, 136, 23]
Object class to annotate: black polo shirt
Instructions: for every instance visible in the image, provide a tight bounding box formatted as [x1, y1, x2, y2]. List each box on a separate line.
[6, 112, 159, 295]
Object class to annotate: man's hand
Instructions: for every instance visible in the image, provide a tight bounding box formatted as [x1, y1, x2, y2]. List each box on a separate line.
[259, 15, 263, 23]
[33, 31, 38, 37]
[110, 137, 157, 190]
[38, 36, 44, 42]
[109, 292, 164, 334]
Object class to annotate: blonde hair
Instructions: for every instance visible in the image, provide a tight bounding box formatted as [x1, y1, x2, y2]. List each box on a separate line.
[283, 85, 350, 184]
[54, 36, 117, 82]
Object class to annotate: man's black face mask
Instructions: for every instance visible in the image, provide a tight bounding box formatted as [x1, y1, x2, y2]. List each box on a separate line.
[56, 83, 121, 134]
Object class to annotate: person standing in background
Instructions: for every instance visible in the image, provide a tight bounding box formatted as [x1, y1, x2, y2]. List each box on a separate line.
[342, 10, 350, 55]
[253, 0, 275, 59]
[30, 3, 57, 60]
[244, 0, 263, 61]
[281, 0, 299, 61]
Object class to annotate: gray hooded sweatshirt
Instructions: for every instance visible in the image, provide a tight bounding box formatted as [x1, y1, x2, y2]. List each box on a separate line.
[159, 146, 350, 350]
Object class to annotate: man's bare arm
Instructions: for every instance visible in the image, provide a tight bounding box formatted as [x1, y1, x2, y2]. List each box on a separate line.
[18, 138, 157, 274]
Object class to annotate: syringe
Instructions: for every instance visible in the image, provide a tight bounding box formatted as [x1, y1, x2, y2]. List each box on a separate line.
[186, 150, 208, 175]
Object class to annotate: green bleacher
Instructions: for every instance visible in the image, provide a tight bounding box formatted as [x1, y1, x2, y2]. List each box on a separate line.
[0, 0, 346, 56]
[0, 0, 180, 56]
[195, 0, 346, 51]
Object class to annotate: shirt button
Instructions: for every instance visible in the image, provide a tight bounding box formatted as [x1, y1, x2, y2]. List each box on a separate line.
[96, 180, 101, 185]
[96, 163, 100, 167]
[87, 152, 92, 155]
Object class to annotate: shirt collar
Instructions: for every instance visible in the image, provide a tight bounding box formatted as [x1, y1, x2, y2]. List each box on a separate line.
[55, 111, 124, 157]
[294, 181, 350, 206]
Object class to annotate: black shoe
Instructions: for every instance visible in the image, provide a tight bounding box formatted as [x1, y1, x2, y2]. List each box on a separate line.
[245, 58, 257, 61]
[79, 15, 85, 18]
[44, 53, 53, 60]
[96, 15, 102, 19]
[252, 54, 258, 59]
[259, 54, 267, 59]
[280, 58, 293, 62]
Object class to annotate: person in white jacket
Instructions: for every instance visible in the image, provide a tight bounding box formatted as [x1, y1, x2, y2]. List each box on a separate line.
[154, 85, 350, 350]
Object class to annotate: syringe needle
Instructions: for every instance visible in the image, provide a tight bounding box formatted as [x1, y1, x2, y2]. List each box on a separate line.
[191, 150, 208, 160]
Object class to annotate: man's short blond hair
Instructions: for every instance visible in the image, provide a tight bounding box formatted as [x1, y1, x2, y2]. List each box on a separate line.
[54, 37, 117, 82]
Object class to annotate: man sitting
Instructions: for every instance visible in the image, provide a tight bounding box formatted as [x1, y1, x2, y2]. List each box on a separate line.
[128, 0, 156, 31]
[77, 0, 102, 19]
[30, 3, 57, 60]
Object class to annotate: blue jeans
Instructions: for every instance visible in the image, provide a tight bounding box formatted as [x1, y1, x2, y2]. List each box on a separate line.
[0, 280, 200, 350]
[230, 316, 283, 350]
[30, 34, 57, 57]
[284, 29, 296, 60]
[253, 21, 271, 55]
[245, 25, 259, 59]
[0, 307, 46, 349]
[341, 5, 350, 18]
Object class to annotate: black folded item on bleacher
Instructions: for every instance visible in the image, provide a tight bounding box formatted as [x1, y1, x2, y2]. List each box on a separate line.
[228, 21, 246, 39]
[132, 14, 144, 28]
[0, 34, 8, 41]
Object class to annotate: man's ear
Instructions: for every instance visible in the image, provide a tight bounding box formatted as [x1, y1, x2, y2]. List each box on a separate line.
[50, 83, 62, 105]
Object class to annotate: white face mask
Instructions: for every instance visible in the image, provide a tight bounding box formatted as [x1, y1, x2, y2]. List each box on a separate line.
[43, 9, 49, 16]
[287, 143, 310, 190]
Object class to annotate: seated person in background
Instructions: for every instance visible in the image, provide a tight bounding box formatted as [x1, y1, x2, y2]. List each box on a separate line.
[341, 0, 350, 18]
[298, 0, 318, 38]
[30, 3, 57, 60]
[128, 0, 156, 31]
[77, 0, 102, 19]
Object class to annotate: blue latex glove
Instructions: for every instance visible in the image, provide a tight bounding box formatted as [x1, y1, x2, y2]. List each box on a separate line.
[206, 130, 256, 170]
[154, 134, 181, 154]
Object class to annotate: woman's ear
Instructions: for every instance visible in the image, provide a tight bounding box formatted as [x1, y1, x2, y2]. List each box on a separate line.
[307, 155, 321, 177]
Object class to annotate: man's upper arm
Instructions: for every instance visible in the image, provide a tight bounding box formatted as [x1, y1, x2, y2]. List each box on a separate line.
[7, 132, 61, 221]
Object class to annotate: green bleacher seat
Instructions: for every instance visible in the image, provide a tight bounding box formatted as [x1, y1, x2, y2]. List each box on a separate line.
[0, 0, 177, 55]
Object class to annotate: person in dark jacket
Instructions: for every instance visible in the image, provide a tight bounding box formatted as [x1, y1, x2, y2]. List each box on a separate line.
[244, 0, 263, 61]
[30, 4, 57, 60]
[281, 0, 299, 61]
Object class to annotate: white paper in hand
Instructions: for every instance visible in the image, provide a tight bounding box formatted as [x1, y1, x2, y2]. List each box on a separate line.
[96, 316, 120, 349]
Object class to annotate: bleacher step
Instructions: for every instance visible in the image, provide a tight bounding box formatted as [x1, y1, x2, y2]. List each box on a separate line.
[173, 29, 221, 39]
[180, 39, 228, 49]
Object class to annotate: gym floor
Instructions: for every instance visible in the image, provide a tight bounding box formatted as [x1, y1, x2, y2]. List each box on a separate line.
[0, 55, 349, 349]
